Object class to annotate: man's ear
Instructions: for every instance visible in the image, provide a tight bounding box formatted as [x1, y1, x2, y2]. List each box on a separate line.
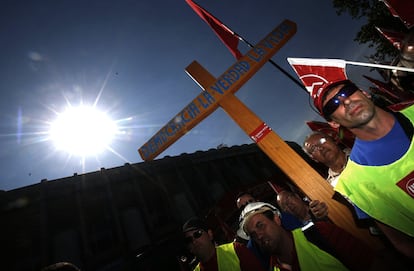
[327, 120, 340, 129]
[273, 214, 282, 226]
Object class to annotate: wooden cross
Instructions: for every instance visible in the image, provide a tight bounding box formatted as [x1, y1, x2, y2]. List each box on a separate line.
[138, 20, 382, 248]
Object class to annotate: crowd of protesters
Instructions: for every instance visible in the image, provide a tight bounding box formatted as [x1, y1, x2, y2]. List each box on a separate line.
[181, 37, 414, 271]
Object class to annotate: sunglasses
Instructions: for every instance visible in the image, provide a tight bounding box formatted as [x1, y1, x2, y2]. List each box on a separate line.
[322, 83, 359, 117]
[184, 229, 204, 244]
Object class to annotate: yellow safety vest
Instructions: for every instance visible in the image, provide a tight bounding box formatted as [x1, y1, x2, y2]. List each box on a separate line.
[335, 105, 414, 237]
[292, 229, 349, 271]
[194, 243, 240, 271]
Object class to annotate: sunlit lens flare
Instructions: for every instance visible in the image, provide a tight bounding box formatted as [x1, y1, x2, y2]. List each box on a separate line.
[49, 106, 117, 156]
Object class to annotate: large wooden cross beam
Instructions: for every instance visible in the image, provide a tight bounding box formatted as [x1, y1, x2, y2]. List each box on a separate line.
[138, 20, 382, 248]
[185, 61, 382, 248]
[138, 20, 296, 161]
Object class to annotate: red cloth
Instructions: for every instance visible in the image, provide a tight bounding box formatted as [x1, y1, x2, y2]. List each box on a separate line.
[287, 58, 347, 114]
[314, 221, 376, 271]
[185, 0, 243, 59]
[375, 27, 405, 50]
[382, 0, 414, 29]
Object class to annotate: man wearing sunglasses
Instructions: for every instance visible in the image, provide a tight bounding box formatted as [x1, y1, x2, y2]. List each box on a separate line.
[182, 217, 265, 271]
[314, 79, 414, 259]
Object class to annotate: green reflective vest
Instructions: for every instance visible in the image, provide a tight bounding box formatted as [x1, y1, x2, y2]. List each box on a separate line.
[335, 105, 414, 237]
[292, 229, 349, 271]
[194, 243, 240, 271]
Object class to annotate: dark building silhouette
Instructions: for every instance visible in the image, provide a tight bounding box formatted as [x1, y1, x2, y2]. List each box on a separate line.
[0, 142, 327, 271]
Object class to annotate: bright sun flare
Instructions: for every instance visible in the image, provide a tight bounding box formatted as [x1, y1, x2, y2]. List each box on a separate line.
[49, 106, 117, 156]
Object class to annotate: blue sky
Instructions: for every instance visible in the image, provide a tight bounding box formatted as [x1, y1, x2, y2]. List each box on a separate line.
[0, 0, 378, 191]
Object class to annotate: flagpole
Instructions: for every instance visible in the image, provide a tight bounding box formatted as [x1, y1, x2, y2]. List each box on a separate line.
[235, 34, 308, 93]
[346, 60, 414, 73]
[187, 0, 307, 92]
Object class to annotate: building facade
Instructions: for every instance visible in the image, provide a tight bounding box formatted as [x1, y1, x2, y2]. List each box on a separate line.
[0, 142, 326, 271]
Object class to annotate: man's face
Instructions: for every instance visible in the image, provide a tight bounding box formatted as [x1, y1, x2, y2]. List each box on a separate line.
[237, 194, 256, 209]
[184, 229, 213, 258]
[277, 191, 308, 219]
[304, 134, 342, 164]
[245, 213, 283, 254]
[323, 84, 375, 129]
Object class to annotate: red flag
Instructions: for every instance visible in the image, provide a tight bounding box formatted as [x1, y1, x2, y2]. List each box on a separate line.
[185, 0, 243, 59]
[363, 75, 414, 102]
[375, 27, 405, 50]
[287, 58, 348, 114]
[287, 58, 347, 95]
[381, 0, 414, 29]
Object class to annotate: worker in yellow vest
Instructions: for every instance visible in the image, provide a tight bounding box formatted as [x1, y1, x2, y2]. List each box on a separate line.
[182, 217, 265, 271]
[240, 202, 401, 271]
[288, 58, 414, 259]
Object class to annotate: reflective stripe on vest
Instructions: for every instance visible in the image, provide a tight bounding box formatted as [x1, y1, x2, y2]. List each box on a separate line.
[335, 105, 414, 237]
[292, 229, 349, 271]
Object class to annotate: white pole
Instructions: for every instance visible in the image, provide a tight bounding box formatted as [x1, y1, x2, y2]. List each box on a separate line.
[346, 61, 414, 73]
